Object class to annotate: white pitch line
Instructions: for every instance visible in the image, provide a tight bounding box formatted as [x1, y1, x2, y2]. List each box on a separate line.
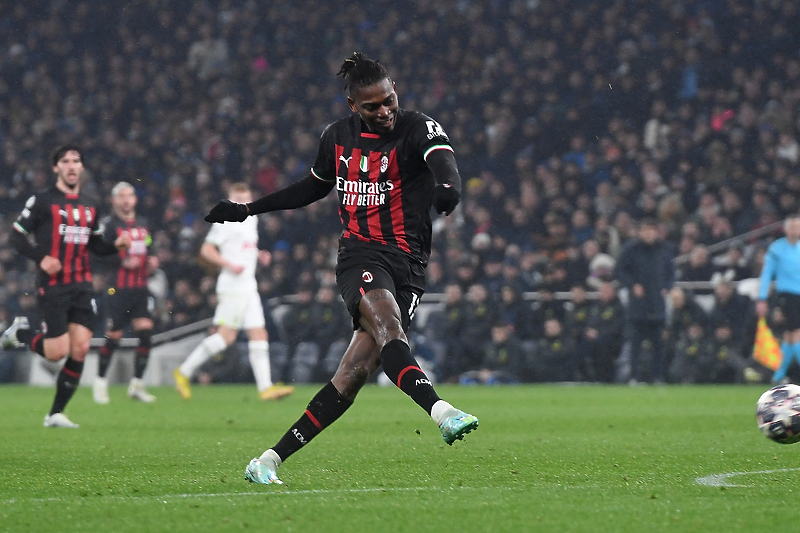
[3, 485, 525, 505]
[694, 467, 800, 487]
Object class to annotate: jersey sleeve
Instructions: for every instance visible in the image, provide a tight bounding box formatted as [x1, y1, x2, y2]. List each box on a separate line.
[758, 242, 779, 300]
[310, 122, 337, 183]
[13, 194, 44, 235]
[409, 113, 455, 161]
[204, 222, 227, 247]
[99, 215, 115, 240]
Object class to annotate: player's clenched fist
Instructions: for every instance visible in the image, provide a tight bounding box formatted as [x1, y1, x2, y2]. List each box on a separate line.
[432, 183, 460, 216]
[204, 199, 249, 223]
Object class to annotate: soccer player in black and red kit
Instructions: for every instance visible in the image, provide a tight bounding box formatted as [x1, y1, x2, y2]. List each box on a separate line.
[2, 145, 131, 428]
[204, 52, 479, 484]
[92, 181, 159, 404]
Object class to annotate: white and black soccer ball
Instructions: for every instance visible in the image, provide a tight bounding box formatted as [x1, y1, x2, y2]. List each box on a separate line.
[756, 384, 800, 444]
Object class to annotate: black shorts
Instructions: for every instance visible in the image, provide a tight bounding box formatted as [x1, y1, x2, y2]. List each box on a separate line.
[37, 284, 98, 338]
[106, 287, 154, 332]
[775, 292, 800, 330]
[336, 251, 426, 332]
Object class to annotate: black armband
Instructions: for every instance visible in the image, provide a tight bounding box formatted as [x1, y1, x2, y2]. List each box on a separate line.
[247, 173, 335, 215]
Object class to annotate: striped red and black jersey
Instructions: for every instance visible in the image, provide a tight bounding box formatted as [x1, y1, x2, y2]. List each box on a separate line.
[13, 185, 104, 288]
[310, 109, 454, 265]
[102, 214, 152, 289]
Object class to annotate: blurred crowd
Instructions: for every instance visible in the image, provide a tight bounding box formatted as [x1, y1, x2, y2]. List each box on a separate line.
[2, 0, 800, 384]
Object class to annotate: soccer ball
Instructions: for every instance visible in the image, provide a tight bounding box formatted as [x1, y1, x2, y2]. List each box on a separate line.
[756, 384, 800, 444]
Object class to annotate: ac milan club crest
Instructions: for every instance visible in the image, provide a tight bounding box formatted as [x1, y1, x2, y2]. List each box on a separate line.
[362, 271, 374, 283]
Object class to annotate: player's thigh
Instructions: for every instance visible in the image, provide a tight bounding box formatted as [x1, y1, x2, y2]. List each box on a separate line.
[240, 292, 267, 331]
[127, 290, 155, 330]
[214, 292, 256, 330]
[777, 293, 800, 333]
[105, 289, 133, 332]
[337, 260, 397, 331]
[37, 289, 71, 339]
[66, 289, 100, 340]
[131, 317, 154, 331]
[393, 261, 426, 332]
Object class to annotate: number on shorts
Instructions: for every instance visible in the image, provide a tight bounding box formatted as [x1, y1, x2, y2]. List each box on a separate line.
[408, 292, 420, 321]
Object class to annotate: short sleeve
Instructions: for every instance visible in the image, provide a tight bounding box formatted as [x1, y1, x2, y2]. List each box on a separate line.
[204, 222, 227, 246]
[13, 194, 42, 235]
[408, 114, 454, 162]
[310, 122, 337, 183]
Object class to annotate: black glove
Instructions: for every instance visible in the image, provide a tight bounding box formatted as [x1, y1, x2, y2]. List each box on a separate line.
[432, 184, 460, 215]
[204, 200, 249, 223]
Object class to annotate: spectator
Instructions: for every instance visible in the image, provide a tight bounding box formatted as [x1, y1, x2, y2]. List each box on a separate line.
[529, 318, 576, 383]
[565, 284, 592, 379]
[679, 245, 716, 283]
[614, 219, 675, 383]
[708, 321, 751, 384]
[666, 287, 709, 365]
[459, 283, 497, 374]
[708, 277, 755, 347]
[584, 281, 625, 383]
[424, 283, 468, 383]
[459, 321, 525, 385]
[668, 321, 713, 384]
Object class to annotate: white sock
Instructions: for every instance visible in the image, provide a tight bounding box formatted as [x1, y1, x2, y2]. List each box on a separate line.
[180, 333, 227, 377]
[431, 400, 459, 427]
[259, 448, 282, 467]
[248, 340, 273, 392]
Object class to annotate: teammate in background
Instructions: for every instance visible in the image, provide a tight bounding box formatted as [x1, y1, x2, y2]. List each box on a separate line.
[757, 214, 800, 383]
[205, 53, 478, 485]
[92, 181, 159, 404]
[174, 183, 294, 401]
[2, 145, 131, 428]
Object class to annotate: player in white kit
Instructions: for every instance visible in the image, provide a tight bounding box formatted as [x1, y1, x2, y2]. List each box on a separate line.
[173, 183, 294, 401]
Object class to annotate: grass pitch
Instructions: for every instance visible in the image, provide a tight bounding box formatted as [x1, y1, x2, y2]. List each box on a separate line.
[1, 383, 798, 532]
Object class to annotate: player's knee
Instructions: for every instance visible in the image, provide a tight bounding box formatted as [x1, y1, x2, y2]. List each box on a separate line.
[137, 330, 152, 349]
[71, 340, 91, 359]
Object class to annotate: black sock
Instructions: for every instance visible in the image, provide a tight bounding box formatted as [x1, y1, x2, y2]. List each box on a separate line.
[97, 338, 119, 378]
[134, 331, 151, 379]
[17, 328, 45, 356]
[272, 381, 352, 462]
[381, 339, 440, 415]
[50, 357, 84, 415]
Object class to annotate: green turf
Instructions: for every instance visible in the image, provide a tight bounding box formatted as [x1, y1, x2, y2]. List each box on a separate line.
[1, 383, 798, 532]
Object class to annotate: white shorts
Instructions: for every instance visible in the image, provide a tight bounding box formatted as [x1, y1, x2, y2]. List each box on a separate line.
[213, 291, 266, 330]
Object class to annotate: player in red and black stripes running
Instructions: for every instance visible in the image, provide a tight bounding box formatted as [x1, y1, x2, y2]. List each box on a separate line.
[92, 181, 159, 405]
[2, 145, 131, 428]
[204, 53, 479, 484]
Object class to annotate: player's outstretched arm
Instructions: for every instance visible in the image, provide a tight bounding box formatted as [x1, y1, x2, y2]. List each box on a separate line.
[204, 173, 334, 223]
[88, 232, 125, 256]
[426, 150, 462, 216]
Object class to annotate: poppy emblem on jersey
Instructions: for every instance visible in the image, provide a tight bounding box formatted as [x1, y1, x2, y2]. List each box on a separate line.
[380, 155, 389, 173]
[362, 271, 374, 283]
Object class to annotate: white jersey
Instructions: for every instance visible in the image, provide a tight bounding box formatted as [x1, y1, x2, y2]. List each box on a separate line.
[204, 217, 259, 294]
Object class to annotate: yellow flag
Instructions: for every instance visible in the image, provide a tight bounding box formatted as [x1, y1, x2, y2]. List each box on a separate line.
[753, 317, 782, 371]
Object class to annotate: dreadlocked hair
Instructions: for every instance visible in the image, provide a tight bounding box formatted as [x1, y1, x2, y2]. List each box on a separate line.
[337, 52, 389, 95]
